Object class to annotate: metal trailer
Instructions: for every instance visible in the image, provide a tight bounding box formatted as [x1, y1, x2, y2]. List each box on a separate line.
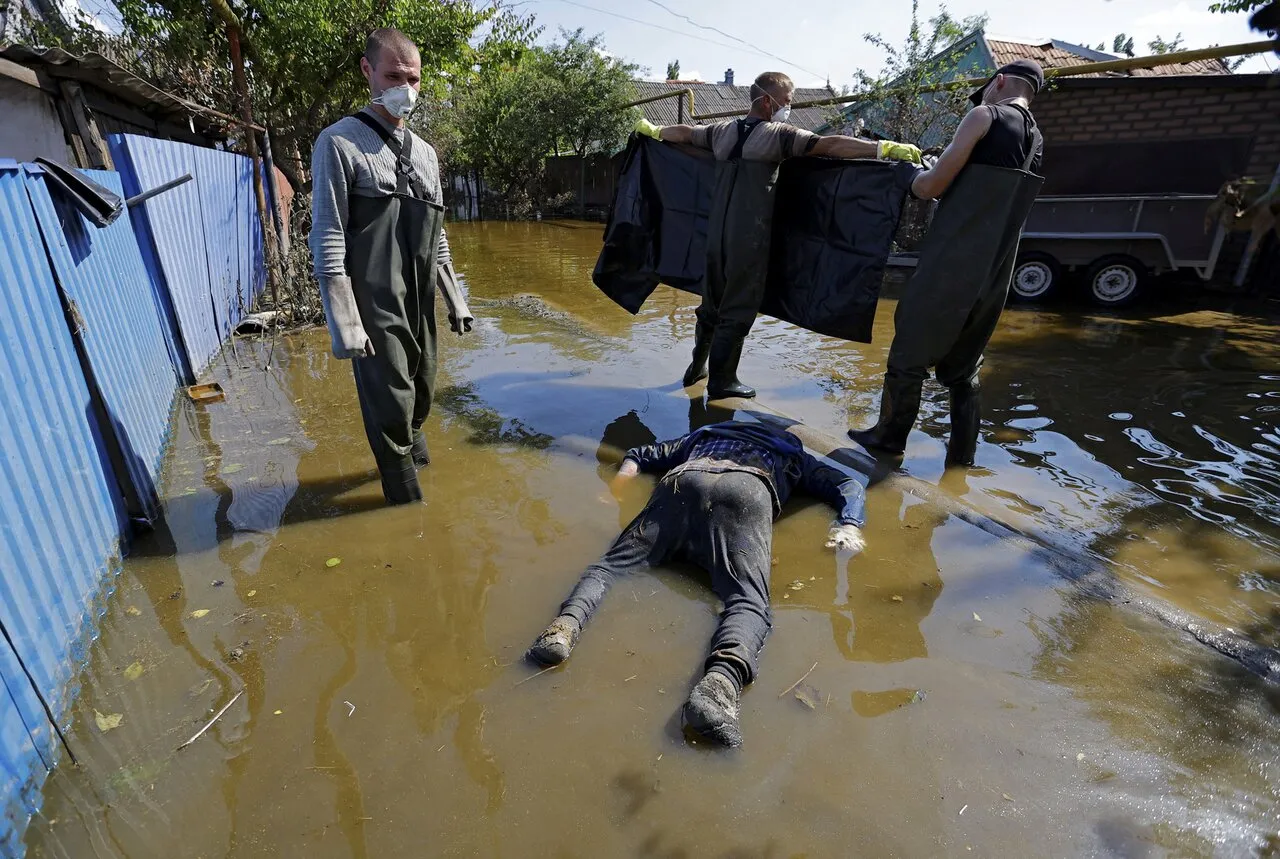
[886, 194, 1229, 308]
[1009, 194, 1228, 307]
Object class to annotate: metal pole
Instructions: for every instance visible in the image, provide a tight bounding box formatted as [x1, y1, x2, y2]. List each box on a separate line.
[125, 173, 193, 208]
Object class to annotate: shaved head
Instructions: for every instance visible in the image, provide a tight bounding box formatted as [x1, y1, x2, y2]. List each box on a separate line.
[364, 27, 419, 67]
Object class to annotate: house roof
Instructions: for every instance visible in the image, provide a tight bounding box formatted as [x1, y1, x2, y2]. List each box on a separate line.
[628, 80, 835, 131]
[985, 37, 1232, 77]
[0, 44, 234, 136]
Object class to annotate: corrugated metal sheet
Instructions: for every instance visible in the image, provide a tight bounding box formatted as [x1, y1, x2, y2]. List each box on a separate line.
[108, 134, 267, 382]
[24, 166, 179, 522]
[0, 159, 126, 853]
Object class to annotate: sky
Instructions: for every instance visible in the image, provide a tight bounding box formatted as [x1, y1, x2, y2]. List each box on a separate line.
[515, 0, 1275, 85]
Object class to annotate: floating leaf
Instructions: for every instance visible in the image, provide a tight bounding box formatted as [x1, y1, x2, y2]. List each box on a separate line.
[266, 437, 291, 446]
[125, 606, 142, 617]
[123, 662, 144, 681]
[325, 558, 342, 568]
[794, 684, 821, 710]
[273, 710, 283, 715]
[787, 580, 806, 591]
[247, 590, 257, 598]
[973, 612, 982, 622]
[1002, 793, 1014, 802]
[190, 609, 210, 619]
[223, 464, 245, 474]
[94, 710, 123, 733]
[891, 595, 904, 603]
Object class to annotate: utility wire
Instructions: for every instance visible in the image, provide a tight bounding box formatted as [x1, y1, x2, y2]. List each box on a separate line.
[536, 0, 821, 80]
[636, 0, 823, 79]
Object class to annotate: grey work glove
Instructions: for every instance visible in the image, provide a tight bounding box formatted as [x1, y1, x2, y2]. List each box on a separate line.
[436, 261, 474, 335]
[318, 275, 374, 359]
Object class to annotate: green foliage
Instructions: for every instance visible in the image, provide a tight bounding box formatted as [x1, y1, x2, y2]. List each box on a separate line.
[665, 59, 680, 80]
[19, 0, 536, 188]
[427, 28, 637, 210]
[1147, 33, 1186, 54]
[843, 0, 989, 147]
[1208, 0, 1267, 13]
[1112, 34, 1136, 57]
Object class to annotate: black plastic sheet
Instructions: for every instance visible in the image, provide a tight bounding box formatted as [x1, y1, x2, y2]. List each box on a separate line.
[33, 157, 123, 228]
[592, 136, 919, 343]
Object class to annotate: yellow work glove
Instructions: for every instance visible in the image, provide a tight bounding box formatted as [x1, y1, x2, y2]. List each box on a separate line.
[877, 141, 923, 164]
[635, 118, 664, 140]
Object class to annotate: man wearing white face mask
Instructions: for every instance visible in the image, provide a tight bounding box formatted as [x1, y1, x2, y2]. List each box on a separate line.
[636, 71, 922, 399]
[310, 27, 474, 505]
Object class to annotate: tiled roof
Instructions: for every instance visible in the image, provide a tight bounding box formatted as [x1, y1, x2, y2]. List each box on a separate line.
[628, 80, 835, 131]
[986, 38, 1232, 78]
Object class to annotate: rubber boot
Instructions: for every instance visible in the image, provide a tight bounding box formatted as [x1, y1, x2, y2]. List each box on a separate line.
[681, 322, 713, 387]
[683, 670, 743, 748]
[847, 374, 923, 455]
[707, 329, 755, 400]
[411, 429, 430, 469]
[377, 454, 423, 505]
[946, 383, 981, 467]
[527, 615, 580, 665]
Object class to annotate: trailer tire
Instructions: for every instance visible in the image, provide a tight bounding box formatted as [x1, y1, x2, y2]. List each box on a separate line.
[1010, 252, 1062, 303]
[1086, 255, 1146, 308]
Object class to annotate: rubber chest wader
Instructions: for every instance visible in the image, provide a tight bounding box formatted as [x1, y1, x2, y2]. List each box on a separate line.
[692, 121, 779, 399]
[348, 114, 444, 504]
[853, 110, 1043, 462]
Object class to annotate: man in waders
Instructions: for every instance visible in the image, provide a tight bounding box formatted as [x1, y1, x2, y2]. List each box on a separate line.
[526, 420, 868, 748]
[310, 28, 473, 505]
[634, 71, 924, 400]
[848, 59, 1045, 467]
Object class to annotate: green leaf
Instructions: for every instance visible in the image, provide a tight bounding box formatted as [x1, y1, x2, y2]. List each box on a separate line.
[94, 710, 123, 733]
[124, 662, 145, 681]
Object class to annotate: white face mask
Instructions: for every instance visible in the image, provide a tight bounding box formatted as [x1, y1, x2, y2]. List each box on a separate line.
[771, 104, 792, 124]
[373, 84, 417, 119]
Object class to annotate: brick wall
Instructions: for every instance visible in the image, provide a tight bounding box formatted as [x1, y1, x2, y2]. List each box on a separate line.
[1033, 78, 1280, 179]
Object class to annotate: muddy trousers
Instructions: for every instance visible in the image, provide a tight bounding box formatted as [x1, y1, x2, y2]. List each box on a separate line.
[557, 470, 774, 691]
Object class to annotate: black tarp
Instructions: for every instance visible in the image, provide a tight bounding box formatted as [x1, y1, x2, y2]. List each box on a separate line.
[592, 135, 920, 343]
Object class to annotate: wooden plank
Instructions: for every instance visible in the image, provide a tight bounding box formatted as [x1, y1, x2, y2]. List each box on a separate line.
[52, 93, 90, 168]
[0, 57, 48, 90]
[58, 81, 112, 169]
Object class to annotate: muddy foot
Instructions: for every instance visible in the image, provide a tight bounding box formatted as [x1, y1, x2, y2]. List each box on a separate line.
[683, 672, 743, 748]
[527, 616, 580, 666]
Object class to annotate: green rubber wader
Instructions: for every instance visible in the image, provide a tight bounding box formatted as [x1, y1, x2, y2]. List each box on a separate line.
[696, 155, 780, 339]
[886, 163, 1044, 389]
[347, 191, 444, 504]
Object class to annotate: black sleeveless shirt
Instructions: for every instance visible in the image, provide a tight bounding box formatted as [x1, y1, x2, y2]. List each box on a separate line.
[969, 103, 1042, 173]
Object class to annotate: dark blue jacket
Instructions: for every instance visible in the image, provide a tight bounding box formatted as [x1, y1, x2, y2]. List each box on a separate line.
[622, 421, 865, 527]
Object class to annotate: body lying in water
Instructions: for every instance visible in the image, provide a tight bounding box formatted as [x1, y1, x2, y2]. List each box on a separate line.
[528, 420, 867, 747]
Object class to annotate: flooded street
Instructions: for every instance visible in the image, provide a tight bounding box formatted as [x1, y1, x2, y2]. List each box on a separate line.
[26, 221, 1280, 857]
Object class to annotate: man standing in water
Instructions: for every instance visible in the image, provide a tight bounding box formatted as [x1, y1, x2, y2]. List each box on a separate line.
[847, 60, 1045, 468]
[310, 27, 473, 505]
[527, 419, 867, 748]
[635, 72, 923, 400]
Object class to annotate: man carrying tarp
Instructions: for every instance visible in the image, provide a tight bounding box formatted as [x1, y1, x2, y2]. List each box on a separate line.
[634, 71, 924, 400]
[849, 59, 1045, 467]
[526, 419, 867, 748]
[310, 27, 474, 505]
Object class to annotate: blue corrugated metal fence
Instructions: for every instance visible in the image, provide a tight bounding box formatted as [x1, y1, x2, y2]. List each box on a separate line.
[109, 135, 267, 383]
[0, 141, 268, 854]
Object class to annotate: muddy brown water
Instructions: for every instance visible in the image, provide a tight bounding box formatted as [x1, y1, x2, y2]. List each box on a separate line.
[26, 221, 1280, 858]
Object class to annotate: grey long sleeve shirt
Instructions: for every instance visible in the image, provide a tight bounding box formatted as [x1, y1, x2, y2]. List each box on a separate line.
[309, 106, 452, 280]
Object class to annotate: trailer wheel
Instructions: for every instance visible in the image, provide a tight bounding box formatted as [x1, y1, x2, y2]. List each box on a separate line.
[1086, 255, 1146, 308]
[1010, 252, 1061, 303]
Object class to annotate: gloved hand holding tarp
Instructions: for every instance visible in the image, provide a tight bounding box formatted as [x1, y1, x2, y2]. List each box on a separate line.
[591, 135, 921, 344]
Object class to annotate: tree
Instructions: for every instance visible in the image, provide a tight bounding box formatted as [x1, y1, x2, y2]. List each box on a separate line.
[1208, 0, 1267, 13]
[666, 59, 680, 80]
[20, 0, 536, 191]
[1112, 33, 1136, 57]
[844, 0, 990, 148]
[1147, 33, 1186, 53]
[432, 29, 638, 215]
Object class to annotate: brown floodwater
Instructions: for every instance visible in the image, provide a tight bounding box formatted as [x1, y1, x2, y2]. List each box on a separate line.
[25, 221, 1280, 858]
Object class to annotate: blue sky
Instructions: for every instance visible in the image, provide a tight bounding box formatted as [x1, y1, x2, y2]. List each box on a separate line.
[517, 0, 1274, 84]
